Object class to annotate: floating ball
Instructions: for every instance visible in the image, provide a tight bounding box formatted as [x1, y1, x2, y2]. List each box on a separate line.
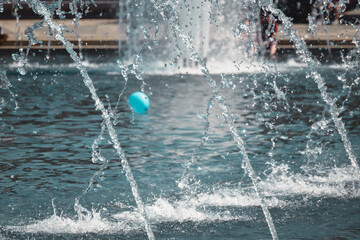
[128, 92, 150, 113]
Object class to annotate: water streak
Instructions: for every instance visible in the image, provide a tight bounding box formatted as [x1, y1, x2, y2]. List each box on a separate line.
[150, 1, 279, 239]
[0, 70, 19, 111]
[24, 0, 155, 238]
[178, 94, 215, 189]
[264, 2, 358, 169]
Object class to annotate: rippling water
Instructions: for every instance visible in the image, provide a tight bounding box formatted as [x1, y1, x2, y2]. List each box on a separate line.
[0, 61, 359, 239]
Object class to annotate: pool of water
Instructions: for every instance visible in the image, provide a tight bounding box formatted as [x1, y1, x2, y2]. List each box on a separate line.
[0, 61, 359, 239]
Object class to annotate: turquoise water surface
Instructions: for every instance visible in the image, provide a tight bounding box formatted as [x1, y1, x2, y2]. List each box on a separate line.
[0, 60, 359, 239]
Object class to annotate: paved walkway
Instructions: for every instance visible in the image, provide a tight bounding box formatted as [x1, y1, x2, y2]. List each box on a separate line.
[0, 19, 125, 49]
[278, 23, 359, 49]
[0, 16, 359, 50]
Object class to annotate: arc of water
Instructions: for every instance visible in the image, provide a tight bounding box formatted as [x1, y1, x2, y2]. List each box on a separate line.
[262, 2, 358, 169]
[178, 94, 215, 189]
[118, 0, 123, 57]
[13, 2, 22, 49]
[0, 70, 19, 111]
[75, 121, 111, 211]
[69, 1, 83, 59]
[24, 1, 155, 239]
[150, 1, 279, 239]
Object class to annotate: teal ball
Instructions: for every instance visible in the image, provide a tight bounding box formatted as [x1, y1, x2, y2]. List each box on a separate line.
[128, 92, 150, 113]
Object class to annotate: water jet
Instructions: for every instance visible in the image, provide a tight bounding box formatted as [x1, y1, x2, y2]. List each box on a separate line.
[0, 0, 359, 239]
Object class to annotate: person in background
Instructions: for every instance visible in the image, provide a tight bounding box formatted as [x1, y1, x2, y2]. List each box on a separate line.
[260, 9, 278, 59]
[0, 26, 9, 43]
[237, 18, 259, 56]
[326, 0, 349, 24]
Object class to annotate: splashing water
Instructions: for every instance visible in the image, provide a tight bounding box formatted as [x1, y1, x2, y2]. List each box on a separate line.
[22, 0, 155, 239]
[1, 0, 360, 239]
[150, 1, 279, 239]
[262, 1, 358, 169]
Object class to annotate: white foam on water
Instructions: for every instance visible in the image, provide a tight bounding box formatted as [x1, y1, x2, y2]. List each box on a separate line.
[4, 165, 359, 235]
[7, 60, 113, 74]
[261, 164, 360, 198]
[5, 197, 250, 234]
[6, 210, 143, 234]
[4, 164, 360, 234]
[132, 197, 251, 223]
[6, 58, 347, 76]
[5, 189, 258, 234]
[141, 58, 263, 75]
[106, 71, 121, 76]
[191, 189, 284, 208]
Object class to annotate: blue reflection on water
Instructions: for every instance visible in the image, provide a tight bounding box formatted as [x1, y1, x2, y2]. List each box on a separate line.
[0, 63, 359, 239]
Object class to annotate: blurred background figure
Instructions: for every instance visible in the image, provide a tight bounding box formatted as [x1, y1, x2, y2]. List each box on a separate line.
[278, 0, 359, 25]
[0, 25, 8, 43]
[259, 9, 278, 59]
[277, 0, 312, 23]
[325, 0, 348, 24]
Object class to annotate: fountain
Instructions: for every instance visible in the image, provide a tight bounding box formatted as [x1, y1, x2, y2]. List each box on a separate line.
[0, 0, 359, 239]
